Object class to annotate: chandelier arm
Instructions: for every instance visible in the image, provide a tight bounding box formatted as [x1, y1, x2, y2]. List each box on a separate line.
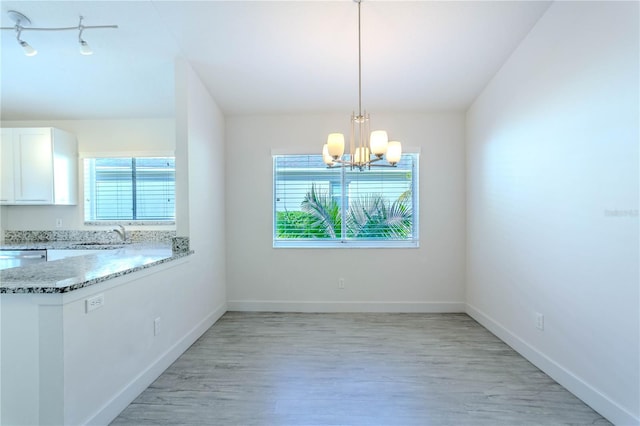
[368, 163, 397, 168]
[332, 158, 393, 167]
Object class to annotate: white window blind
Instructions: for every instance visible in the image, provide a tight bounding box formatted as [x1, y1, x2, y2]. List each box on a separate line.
[84, 157, 175, 222]
[273, 153, 419, 248]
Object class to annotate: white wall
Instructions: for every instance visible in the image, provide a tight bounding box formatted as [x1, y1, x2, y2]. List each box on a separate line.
[61, 258, 225, 426]
[175, 58, 227, 309]
[0, 118, 175, 231]
[225, 112, 466, 312]
[466, 2, 639, 425]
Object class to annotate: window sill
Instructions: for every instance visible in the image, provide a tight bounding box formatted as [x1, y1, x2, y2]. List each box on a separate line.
[85, 221, 176, 226]
[273, 239, 419, 249]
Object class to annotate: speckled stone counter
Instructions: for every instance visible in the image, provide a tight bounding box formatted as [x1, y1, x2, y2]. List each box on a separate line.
[0, 242, 192, 294]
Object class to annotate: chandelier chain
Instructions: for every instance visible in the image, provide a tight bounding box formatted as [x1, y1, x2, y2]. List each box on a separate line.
[358, 0, 362, 118]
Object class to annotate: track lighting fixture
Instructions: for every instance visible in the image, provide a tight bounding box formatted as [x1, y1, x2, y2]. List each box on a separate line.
[1, 10, 117, 56]
[6, 11, 37, 56]
[78, 17, 93, 56]
[16, 28, 37, 56]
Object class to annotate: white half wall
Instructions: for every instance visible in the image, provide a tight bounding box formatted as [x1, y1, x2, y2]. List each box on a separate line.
[466, 2, 639, 425]
[225, 112, 466, 312]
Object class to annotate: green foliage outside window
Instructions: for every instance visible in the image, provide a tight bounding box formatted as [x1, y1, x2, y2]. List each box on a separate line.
[277, 184, 412, 239]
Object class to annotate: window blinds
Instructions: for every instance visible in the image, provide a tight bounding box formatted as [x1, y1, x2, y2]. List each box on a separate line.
[273, 153, 418, 247]
[84, 157, 175, 221]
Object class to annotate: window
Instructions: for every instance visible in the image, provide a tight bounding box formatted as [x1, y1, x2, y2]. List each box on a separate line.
[273, 153, 419, 248]
[84, 157, 175, 223]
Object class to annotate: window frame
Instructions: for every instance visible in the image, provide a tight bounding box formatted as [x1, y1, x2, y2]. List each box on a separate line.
[81, 153, 176, 226]
[272, 151, 419, 249]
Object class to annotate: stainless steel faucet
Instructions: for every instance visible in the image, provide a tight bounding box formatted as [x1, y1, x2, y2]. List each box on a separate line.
[112, 225, 127, 242]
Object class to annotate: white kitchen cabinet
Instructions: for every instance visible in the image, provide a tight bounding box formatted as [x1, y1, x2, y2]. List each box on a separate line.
[0, 128, 15, 203]
[0, 127, 78, 205]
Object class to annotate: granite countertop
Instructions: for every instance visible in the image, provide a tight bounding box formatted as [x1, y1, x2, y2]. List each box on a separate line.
[2, 240, 137, 250]
[0, 242, 192, 294]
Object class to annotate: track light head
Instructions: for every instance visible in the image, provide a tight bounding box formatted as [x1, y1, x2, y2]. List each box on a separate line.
[19, 40, 37, 56]
[16, 28, 37, 56]
[79, 39, 93, 55]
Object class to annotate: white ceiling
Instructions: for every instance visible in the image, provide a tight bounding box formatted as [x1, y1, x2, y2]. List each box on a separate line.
[0, 1, 551, 120]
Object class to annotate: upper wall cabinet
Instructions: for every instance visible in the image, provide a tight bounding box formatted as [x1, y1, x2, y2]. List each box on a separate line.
[0, 128, 78, 205]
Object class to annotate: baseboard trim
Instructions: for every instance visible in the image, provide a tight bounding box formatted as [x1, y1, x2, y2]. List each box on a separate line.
[227, 300, 465, 313]
[85, 302, 227, 426]
[465, 303, 639, 426]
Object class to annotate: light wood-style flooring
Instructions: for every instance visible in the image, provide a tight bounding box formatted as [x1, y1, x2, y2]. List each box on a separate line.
[111, 312, 609, 425]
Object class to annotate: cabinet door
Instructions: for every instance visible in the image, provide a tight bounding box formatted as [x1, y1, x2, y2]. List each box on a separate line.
[0, 129, 14, 203]
[14, 128, 53, 203]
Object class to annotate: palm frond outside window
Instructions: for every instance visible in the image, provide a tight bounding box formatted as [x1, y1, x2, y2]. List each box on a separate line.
[273, 153, 418, 248]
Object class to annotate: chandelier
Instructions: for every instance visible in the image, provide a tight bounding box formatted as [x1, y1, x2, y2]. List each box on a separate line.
[322, 0, 402, 171]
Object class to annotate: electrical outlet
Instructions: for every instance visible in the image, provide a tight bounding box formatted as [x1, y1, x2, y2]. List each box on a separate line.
[55, 218, 63, 228]
[85, 294, 104, 313]
[338, 278, 345, 289]
[154, 317, 161, 336]
[536, 313, 544, 331]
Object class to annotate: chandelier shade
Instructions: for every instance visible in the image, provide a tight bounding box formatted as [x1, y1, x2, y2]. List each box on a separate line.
[386, 141, 402, 165]
[369, 130, 388, 156]
[327, 133, 345, 158]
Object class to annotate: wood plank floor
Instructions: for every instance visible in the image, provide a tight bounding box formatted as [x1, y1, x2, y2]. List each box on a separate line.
[111, 312, 609, 425]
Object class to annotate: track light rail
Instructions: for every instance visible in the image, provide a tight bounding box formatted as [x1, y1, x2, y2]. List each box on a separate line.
[1, 24, 119, 31]
[1, 10, 118, 56]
